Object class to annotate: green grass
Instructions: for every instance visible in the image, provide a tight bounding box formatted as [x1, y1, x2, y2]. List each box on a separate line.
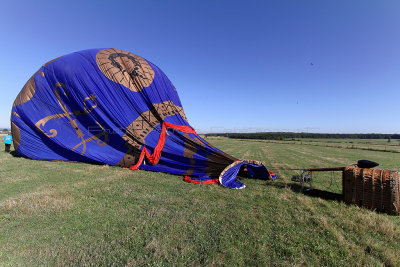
[239, 138, 400, 153]
[1, 137, 400, 266]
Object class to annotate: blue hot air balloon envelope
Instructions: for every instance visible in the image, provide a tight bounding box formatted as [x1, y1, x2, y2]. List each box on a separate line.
[11, 48, 275, 189]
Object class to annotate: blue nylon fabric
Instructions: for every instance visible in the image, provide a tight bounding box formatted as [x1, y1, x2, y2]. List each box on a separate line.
[11, 48, 271, 188]
[219, 162, 271, 189]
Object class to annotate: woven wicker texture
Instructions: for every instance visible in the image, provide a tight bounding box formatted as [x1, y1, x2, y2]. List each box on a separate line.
[343, 166, 400, 215]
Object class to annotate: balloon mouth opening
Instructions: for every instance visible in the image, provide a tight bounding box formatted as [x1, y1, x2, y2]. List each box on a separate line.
[218, 160, 275, 189]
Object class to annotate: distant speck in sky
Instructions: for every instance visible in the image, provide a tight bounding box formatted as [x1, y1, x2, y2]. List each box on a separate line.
[0, 1, 399, 134]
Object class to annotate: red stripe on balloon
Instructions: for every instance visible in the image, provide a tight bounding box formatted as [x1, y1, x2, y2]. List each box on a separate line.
[183, 176, 219, 184]
[129, 122, 197, 170]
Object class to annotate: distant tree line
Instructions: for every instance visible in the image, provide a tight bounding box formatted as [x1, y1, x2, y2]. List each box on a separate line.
[205, 132, 400, 140]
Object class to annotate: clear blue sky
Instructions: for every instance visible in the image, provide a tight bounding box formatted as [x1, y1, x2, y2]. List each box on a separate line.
[0, 0, 399, 133]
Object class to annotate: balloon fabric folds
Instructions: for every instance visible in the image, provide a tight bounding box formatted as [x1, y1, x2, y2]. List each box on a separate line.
[11, 48, 274, 189]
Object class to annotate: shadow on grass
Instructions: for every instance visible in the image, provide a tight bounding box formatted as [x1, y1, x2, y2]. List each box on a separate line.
[265, 180, 343, 202]
[10, 150, 22, 158]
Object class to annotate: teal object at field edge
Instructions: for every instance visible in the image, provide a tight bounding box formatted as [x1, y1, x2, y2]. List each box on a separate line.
[4, 135, 12, 145]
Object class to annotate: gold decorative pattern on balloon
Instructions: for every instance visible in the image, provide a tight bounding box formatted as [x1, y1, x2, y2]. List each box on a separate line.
[122, 100, 188, 150]
[116, 101, 187, 167]
[11, 121, 21, 151]
[96, 48, 155, 92]
[13, 57, 62, 107]
[35, 82, 108, 155]
[12, 112, 21, 118]
[71, 122, 109, 153]
[42, 56, 61, 67]
[13, 72, 37, 107]
[182, 133, 197, 176]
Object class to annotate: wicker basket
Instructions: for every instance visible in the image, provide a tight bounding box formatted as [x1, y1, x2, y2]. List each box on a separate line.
[343, 166, 400, 215]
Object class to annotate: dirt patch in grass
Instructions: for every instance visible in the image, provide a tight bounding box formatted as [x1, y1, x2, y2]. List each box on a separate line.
[0, 174, 33, 184]
[0, 187, 74, 216]
[354, 212, 400, 240]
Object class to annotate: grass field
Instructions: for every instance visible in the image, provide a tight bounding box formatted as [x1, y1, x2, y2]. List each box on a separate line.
[242, 138, 400, 153]
[1, 136, 400, 266]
